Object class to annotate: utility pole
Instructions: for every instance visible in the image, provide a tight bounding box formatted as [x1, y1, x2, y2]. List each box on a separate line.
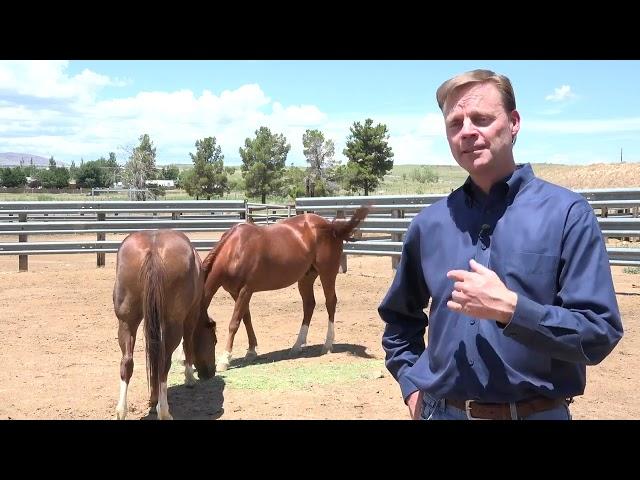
[621, 148, 623, 163]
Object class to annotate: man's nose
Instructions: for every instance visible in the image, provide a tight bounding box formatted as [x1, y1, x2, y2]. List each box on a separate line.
[460, 118, 477, 138]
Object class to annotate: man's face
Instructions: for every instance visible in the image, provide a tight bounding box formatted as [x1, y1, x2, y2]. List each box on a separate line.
[443, 82, 520, 176]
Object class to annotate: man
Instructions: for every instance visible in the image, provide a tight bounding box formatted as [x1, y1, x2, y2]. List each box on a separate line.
[378, 69, 623, 420]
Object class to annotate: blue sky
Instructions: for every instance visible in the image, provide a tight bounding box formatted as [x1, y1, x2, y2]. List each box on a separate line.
[1, 60, 639, 167]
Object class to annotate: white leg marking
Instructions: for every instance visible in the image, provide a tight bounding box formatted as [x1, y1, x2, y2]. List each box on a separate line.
[291, 324, 309, 353]
[156, 382, 172, 420]
[185, 363, 196, 386]
[216, 350, 232, 372]
[115, 379, 128, 420]
[321, 321, 335, 354]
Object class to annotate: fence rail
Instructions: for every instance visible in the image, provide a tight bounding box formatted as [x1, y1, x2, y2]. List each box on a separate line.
[296, 189, 640, 271]
[2, 190, 640, 271]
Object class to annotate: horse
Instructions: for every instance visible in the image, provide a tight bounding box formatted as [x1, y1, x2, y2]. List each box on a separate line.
[113, 229, 217, 420]
[201, 206, 370, 371]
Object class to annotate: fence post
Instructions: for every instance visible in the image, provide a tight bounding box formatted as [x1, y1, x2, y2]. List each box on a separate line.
[337, 209, 348, 273]
[172, 212, 179, 221]
[97, 212, 106, 267]
[18, 213, 28, 272]
[391, 209, 404, 270]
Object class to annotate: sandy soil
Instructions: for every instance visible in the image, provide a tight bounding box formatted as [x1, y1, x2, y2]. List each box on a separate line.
[0, 232, 637, 420]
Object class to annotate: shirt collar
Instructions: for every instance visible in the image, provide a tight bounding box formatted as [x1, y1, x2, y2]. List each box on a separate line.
[462, 163, 535, 206]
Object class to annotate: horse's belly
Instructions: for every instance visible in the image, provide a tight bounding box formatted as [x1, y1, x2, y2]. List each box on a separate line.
[251, 259, 310, 291]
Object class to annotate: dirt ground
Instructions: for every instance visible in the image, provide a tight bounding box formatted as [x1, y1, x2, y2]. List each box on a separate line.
[0, 230, 638, 420]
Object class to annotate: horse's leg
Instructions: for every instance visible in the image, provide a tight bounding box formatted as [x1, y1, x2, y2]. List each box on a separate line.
[229, 291, 259, 360]
[156, 324, 182, 420]
[291, 269, 318, 354]
[243, 307, 259, 359]
[318, 270, 338, 354]
[217, 287, 252, 371]
[181, 316, 198, 387]
[115, 317, 141, 420]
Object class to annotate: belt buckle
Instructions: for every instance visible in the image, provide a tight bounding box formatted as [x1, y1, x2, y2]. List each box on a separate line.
[465, 400, 489, 420]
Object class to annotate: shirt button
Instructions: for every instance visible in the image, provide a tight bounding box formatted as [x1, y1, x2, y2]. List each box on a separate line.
[481, 244, 487, 250]
[469, 360, 474, 366]
[470, 320, 476, 325]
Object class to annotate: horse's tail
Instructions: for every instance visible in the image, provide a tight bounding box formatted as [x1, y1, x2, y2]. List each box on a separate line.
[140, 250, 166, 395]
[326, 205, 371, 241]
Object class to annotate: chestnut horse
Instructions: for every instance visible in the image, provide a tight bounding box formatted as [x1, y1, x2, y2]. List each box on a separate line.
[201, 206, 369, 371]
[113, 229, 216, 420]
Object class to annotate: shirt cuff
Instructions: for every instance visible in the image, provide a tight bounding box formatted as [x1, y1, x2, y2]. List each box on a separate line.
[502, 293, 546, 341]
[399, 373, 420, 404]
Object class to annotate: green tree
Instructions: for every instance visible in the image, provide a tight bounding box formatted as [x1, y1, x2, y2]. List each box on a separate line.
[37, 161, 70, 188]
[69, 160, 78, 181]
[239, 126, 290, 203]
[184, 137, 229, 200]
[302, 129, 336, 196]
[76, 161, 106, 188]
[282, 165, 307, 201]
[342, 118, 394, 195]
[160, 164, 180, 181]
[1, 167, 27, 187]
[25, 158, 37, 177]
[123, 134, 157, 200]
[411, 166, 439, 184]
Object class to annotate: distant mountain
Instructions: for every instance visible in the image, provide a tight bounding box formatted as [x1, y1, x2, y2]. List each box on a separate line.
[0, 152, 67, 168]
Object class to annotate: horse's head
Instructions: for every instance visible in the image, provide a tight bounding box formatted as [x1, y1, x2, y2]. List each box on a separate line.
[193, 312, 217, 379]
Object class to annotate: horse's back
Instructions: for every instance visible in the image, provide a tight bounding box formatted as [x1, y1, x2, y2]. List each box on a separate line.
[114, 230, 200, 315]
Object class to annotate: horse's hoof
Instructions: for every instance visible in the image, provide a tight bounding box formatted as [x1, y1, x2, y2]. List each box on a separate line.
[217, 361, 229, 372]
[289, 347, 302, 357]
[115, 408, 127, 420]
[245, 349, 258, 360]
[321, 346, 332, 355]
[158, 411, 173, 420]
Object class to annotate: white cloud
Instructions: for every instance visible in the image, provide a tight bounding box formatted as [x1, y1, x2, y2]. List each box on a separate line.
[0, 61, 458, 167]
[545, 85, 576, 102]
[0, 60, 126, 103]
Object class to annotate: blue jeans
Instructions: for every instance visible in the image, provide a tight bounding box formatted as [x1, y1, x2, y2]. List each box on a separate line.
[420, 393, 572, 420]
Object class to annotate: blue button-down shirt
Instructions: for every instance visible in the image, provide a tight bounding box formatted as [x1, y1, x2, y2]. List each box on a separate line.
[379, 164, 623, 403]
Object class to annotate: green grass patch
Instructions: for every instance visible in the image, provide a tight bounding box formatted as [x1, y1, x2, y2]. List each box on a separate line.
[168, 357, 384, 391]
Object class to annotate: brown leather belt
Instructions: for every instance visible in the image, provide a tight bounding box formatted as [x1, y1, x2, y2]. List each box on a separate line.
[445, 397, 567, 420]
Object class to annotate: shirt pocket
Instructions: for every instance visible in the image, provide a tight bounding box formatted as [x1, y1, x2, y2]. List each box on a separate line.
[501, 252, 560, 302]
[506, 252, 559, 275]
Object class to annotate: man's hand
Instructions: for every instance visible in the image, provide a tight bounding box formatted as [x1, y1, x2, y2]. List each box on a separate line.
[446, 259, 518, 325]
[407, 390, 424, 420]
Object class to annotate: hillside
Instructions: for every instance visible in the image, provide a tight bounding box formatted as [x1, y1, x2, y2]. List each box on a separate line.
[0, 152, 67, 168]
[531, 163, 640, 189]
[380, 163, 640, 195]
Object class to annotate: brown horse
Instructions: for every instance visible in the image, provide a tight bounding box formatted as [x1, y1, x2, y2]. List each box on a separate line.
[113, 229, 216, 420]
[201, 206, 369, 371]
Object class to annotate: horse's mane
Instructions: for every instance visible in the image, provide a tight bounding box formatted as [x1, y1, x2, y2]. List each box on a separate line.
[202, 223, 240, 276]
